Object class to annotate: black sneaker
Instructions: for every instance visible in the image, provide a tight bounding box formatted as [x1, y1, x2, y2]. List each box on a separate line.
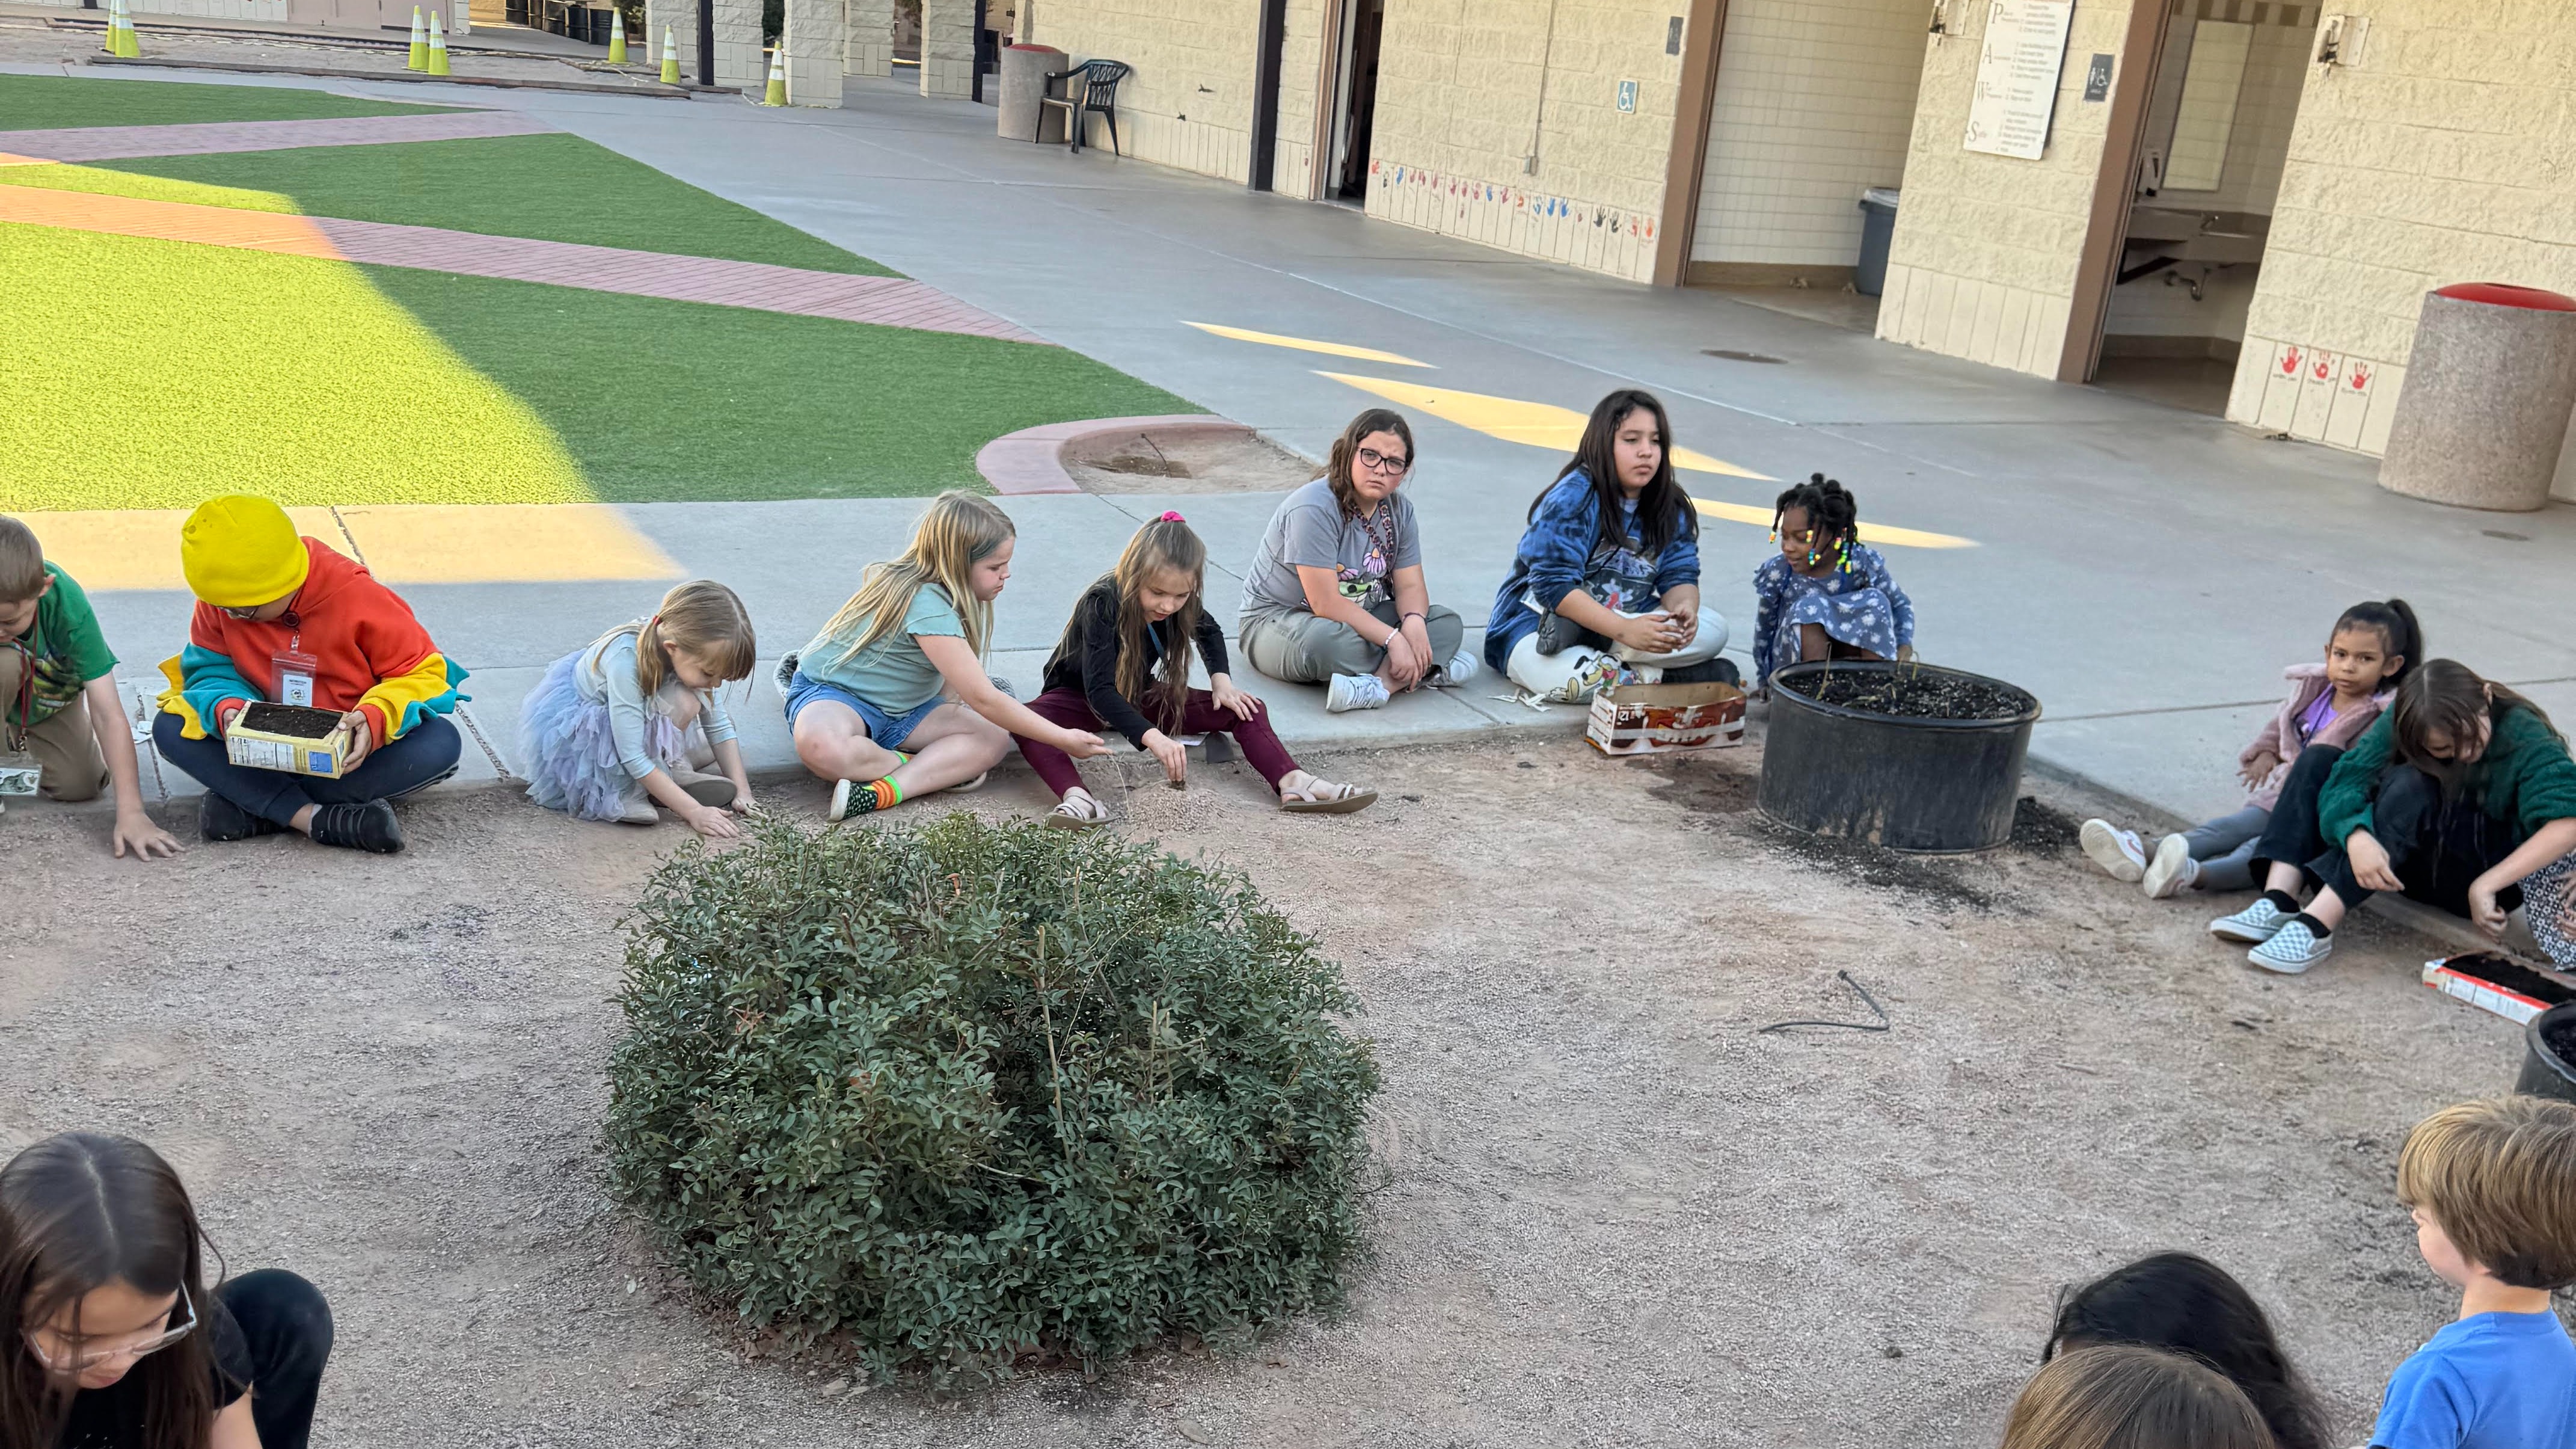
[198, 792, 282, 843]
[307, 799, 405, 854]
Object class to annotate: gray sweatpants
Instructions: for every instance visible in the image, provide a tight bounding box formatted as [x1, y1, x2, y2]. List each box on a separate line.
[1240, 601, 1467, 685]
[2182, 805, 2271, 893]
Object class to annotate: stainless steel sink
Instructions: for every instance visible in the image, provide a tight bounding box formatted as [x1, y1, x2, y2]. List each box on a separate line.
[2124, 208, 2271, 266]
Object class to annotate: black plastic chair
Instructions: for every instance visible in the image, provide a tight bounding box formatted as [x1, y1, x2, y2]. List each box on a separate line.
[1038, 59, 1130, 157]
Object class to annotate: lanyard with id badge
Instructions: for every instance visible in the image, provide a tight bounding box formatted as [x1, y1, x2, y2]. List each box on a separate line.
[221, 632, 355, 778]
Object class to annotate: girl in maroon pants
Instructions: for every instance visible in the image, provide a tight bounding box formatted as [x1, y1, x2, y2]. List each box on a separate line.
[1025, 513, 1377, 828]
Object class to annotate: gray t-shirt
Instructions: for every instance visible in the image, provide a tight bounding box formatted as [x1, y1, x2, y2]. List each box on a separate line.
[1239, 478, 1424, 624]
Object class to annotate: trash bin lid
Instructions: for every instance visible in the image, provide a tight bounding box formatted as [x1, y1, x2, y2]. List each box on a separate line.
[2433, 282, 2576, 312]
[1860, 186, 1901, 210]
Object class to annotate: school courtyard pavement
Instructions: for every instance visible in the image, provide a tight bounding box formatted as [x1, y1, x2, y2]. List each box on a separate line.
[26, 64, 2576, 842]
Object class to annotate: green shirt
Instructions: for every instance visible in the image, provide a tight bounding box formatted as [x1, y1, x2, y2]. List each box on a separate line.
[799, 583, 964, 714]
[6, 564, 117, 729]
[2320, 704, 2576, 845]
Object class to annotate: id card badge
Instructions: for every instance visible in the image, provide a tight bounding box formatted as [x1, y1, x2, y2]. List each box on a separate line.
[272, 649, 319, 708]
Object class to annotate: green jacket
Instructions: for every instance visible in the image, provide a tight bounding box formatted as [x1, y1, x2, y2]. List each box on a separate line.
[2319, 704, 2576, 846]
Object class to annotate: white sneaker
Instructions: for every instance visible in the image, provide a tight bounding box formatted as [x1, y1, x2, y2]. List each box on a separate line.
[1429, 651, 1479, 688]
[2248, 918, 2332, 974]
[2080, 819, 2147, 883]
[1326, 673, 1390, 713]
[827, 778, 854, 822]
[2210, 897, 2292, 943]
[2141, 834, 2198, 899]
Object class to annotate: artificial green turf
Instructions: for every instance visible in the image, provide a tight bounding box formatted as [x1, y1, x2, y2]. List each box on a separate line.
[364, 265, 1197, 502]
[1, 224, 1198, 509]
[78, 134, 894, 274]
[0, 73, 455, 132]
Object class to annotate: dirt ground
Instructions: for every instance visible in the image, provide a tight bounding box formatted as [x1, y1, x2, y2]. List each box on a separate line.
[2, 734, 2543, 1448]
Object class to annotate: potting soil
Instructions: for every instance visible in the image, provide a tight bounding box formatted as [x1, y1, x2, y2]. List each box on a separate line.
[238, 703, 348, 739]
[1783, 668, 2031, 722]
[2545, 1015, 2576, 1069]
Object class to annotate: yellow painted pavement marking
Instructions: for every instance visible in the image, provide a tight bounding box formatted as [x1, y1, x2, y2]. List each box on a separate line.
[1188, 322, 1434, 368]
[1318, 371, 1769, 479]
[25, 505, 682, 591]
[333, 504, 684, 585]
[1692, 498, 1976, 550]
[0, 153, 46, 168]
[1321, 371, 1978, 549]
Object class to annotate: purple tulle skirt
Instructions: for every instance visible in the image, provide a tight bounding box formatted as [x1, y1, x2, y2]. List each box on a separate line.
[520, 649, 696, 822]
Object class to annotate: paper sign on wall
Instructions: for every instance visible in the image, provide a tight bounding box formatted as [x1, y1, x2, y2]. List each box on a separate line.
[1964, 0, 2076, 160]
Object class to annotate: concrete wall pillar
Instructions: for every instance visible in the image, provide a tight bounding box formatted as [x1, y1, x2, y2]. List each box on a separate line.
[712, 0, 764, 90]
[785, 0, 844, 103]
[844, 0, 895, 76]
[919, 0, 975, 99]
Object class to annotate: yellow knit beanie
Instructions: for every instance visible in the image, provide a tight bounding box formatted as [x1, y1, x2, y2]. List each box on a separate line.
[180, 495, 310, 608]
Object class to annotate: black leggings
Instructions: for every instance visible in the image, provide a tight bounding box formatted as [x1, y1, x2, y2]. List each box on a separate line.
[2255, 745, 2525, 918]
[219, 1270, 334, 1449]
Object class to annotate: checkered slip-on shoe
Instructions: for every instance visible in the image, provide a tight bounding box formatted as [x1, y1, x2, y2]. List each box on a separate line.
[2247, 919, 2332, 974]
[2210, 896, 2292, 943]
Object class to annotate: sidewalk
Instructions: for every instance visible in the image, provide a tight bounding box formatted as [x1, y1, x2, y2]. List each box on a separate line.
[23, 67, 2575, 849]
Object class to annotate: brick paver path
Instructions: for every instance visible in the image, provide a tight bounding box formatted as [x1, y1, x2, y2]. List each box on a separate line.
[0, 186, 1050, 343]
[0, 110, 558, 165]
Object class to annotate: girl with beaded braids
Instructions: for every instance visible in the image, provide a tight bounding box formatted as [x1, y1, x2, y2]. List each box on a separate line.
[1750, 473, 1915, 694]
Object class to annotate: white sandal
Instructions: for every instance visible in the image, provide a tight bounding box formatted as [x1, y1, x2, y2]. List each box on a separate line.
[1279, 778, 1378, 815]
[1044, 793, 1112, 830]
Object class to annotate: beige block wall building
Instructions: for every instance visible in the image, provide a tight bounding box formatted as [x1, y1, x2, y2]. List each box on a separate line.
[2228, 0, 2576, 496]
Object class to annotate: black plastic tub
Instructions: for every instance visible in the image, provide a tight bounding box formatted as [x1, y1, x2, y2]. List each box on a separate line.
[2518, 1001, 2576, 1105]
[1759, 660, 2041, 854]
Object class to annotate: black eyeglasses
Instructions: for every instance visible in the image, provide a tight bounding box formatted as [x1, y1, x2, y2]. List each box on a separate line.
[1355, 446, 1411, 475]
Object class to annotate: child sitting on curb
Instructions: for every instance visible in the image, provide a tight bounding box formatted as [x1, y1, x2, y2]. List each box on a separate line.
[521, 580, 759, 838]
[0, 517, 179, 858]
[2369, 1096, 2576, 1448]
[1022, 512, 1375, 828]
[782, 491, 1107, 822]
[1485, 389, 1734, 703]
[2212, 659, 2576, 973]
[2082, 599, 2416, 899]
[152, 496, 468, 855]
[1750, 473, 1913, 694]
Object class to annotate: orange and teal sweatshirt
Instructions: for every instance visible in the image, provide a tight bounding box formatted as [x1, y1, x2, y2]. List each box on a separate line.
[156, 537, 468, 747]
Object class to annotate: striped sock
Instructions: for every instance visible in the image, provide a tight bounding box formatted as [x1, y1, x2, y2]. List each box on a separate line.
[848, 777, 904, 814]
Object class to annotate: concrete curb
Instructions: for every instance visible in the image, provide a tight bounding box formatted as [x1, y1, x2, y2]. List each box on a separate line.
[84, 55, 707, 99]
[975, 414, 1240, 495]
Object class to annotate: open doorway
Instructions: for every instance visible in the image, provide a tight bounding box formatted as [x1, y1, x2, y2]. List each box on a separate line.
[2091, 6, 2319, 414]
[1326, 0, 1384, 203]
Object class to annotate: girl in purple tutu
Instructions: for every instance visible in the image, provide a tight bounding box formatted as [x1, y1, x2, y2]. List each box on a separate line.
[520, 580, 758, 837]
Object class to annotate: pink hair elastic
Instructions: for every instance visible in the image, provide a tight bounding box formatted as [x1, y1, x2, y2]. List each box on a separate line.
[1159, 511, 1185, 523]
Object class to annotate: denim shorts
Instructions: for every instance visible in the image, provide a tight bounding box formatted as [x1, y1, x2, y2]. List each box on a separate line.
[782, 672, 943, 749]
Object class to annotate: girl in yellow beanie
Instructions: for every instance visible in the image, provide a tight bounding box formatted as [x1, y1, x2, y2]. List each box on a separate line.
[152, 496, 468, 853]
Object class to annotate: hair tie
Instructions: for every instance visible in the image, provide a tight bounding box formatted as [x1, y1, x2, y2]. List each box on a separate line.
[1158, 511, 1185, 523]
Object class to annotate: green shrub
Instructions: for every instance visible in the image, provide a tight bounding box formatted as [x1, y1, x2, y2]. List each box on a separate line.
[605, 813, 1381, 1386]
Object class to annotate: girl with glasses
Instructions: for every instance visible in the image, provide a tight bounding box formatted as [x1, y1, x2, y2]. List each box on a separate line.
[1237, 409, 1476, 713]
[1, 1133, 332, 1449]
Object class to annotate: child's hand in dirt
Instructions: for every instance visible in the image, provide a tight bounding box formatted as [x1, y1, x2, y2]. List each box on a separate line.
[2239, 751, 2281, 790]
[730, 787, 756, 815]
[685, 804, 742, 840]
[1897, 644, 1918, 663]
[1143, 730, 1188, 784]
[2348, 830, 2402, 893]
[1056, 727, 1110, 760]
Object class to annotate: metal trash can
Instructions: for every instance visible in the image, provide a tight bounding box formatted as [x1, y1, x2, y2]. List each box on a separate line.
[1854, 187, 1900, 298]
[2380, 283, 2576, 512]
[998, 44, 1066, 143]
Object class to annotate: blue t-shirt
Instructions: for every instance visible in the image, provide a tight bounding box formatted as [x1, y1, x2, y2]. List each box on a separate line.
[2372, 1310, 2576, 1449]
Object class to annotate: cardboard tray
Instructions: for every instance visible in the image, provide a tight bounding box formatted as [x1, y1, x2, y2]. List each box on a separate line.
[2421, 952, 2576, 1026]
[225, 703, 355, 779]
[1587, 679, 1746, 755]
